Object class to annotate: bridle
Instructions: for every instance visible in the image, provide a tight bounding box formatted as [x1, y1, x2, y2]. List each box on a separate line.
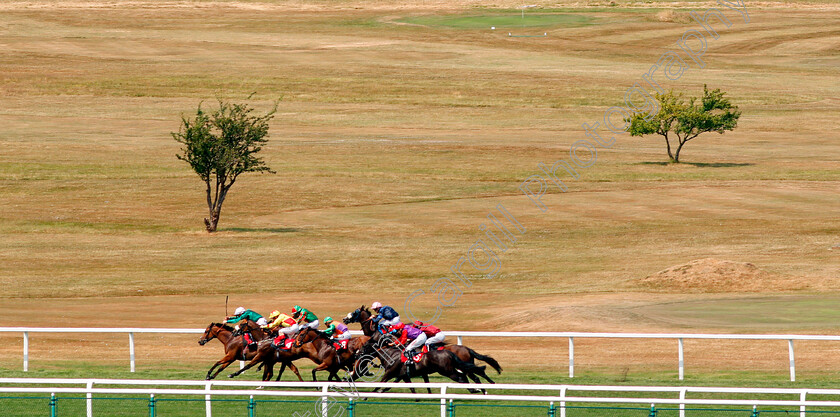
[198, 324, 222, 345]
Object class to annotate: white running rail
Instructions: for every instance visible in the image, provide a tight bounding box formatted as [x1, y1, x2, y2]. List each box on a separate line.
[1, 378, 840, 417]
[3, 327, 840, 381]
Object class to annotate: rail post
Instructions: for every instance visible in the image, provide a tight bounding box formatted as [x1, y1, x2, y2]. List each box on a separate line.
[347, 398, 354, 417]
[149, 394, 156, 417]
[751, 405, 759, 417]
[800, 391, 806, 417]
[679, 388, 686, 417]
[204, 381, 212, 417]
[23, 331, 29, 372]
[49, 393, 57, 417]
[86, 380, 93, 417]
[440, 385, 447, 417]
[559, 387, 567, 417]
[547, 401, 556, 417]
[129, 332, 136, 373]
[447, 399, 454, 417]
[568, 337, 574, 378]
[678, 338, 684, 380]
[456, 336, 463, 345]
[648, 403, 656, 417]
[321, 384, 329, 417]
[788, 339, 795, 382]
[247, 395, 255, 417]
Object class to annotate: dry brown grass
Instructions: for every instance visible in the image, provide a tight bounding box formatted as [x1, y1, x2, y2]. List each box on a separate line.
[0, 0, 837, 374]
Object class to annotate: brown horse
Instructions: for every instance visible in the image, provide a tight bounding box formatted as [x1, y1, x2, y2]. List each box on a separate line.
[227, 321, 304, 382]
[199, 322, 265, 380]
[293, 328, 344, 381]
[343, 306, 501, 386]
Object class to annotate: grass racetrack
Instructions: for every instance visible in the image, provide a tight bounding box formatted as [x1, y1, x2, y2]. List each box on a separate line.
[0, 0, 838, 411]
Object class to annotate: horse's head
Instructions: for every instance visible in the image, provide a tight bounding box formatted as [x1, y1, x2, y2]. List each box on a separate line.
[294, 327, 319, 348]
[343, 308, 361, 324]
[199, 323, 220, 346]
[239, 319, 258, 332]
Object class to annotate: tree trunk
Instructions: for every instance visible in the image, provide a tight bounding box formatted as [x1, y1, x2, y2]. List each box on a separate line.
[663, 135, 675, 162]
[204, 181, 217, 233]
[674, 140, 686, 163]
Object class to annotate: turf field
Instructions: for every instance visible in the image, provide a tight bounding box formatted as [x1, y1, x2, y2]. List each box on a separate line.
[0, 0, 838, 396]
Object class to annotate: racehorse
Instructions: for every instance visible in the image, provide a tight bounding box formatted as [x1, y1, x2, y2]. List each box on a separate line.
[343, 306, 502, 386]
[199, 322, 266, 380]
[355, 329, 484, 395]
[226, 320, 304, 382]
[293, 327, 345, 381]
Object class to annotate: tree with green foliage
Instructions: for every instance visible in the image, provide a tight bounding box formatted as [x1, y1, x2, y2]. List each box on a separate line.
[173, 99, 276, 232]
[626, 85, 741, 163]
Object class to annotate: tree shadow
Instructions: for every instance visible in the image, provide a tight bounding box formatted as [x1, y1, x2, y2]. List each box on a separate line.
[223, 227, 301, 233]
[636, 161, 754, 167]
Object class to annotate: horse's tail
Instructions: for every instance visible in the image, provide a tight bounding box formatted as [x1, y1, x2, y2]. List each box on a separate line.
[449, 351, 486, 375]
[465, 347, 502, 374]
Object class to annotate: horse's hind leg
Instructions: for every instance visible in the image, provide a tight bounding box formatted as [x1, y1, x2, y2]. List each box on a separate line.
[230, 350, 268, 378]
[286, 363, 303, 382]
[466, 372, 488, 394]
[274, 361, 287, 381]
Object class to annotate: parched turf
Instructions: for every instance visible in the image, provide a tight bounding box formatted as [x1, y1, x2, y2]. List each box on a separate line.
[396, 13, 594, 29]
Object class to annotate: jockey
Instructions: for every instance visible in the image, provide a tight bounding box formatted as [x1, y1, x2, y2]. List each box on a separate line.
[393, 322, 426, 360]
[292, 305, 319, 330]
[323, 317, 351, 351]
[411, 320, 445, 348]
[225, 307, 268, 328]
[264, 310, 299, 347]
[370, 302, 401, 333]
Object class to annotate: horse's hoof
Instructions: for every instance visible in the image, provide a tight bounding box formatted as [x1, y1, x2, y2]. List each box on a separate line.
[256, 386, 264, 390]
[228, 374, 236, 378]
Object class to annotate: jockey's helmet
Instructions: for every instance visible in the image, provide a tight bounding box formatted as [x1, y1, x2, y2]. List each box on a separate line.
[371, 301, 382, 310]
[234, 307, 245, 316]
[268, 310, 280, 320]
[324, 317, 333, 324]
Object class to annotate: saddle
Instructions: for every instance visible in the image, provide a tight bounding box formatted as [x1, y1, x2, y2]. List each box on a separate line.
[332, 340, 349, 350]
[243, 333, 257, 348]
[272, 335, 295, 350]
[400, 345, 429, 363]
[429, 343, 446, 351]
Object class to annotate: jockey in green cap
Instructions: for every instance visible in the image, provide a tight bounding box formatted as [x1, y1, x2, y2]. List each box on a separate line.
[292, 305, 319, 330]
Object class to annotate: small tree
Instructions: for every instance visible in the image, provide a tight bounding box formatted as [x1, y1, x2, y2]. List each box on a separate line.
[626, 85, 741, 163]
[173, 99, 276, 232]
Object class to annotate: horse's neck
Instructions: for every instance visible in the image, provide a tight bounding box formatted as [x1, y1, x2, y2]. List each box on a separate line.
[361, 319, 375, 337]
[215, 327, 232, 344]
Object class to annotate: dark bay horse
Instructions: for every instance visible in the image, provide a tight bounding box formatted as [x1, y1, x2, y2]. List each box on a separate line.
[355, 330, 484, 395]
[343, 306, 502, 385]
[199, 322, 267, 380]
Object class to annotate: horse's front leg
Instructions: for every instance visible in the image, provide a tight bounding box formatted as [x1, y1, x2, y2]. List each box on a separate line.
[209, 353, 237, 380]
[229, 350, 266, 378]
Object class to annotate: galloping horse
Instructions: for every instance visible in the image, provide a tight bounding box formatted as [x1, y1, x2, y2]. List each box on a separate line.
[199, 322, 265, 380]
[293, 328, 344, 381]
[355, 327, 484, 395]
[343, 306, 502, 386]
[226, 321, 304, 382]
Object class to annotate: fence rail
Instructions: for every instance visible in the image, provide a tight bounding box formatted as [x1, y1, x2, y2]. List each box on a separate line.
[2, 378, 840, 417]
[4, 327, 840, 381]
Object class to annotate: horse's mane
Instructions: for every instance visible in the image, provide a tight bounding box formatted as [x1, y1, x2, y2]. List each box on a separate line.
[212, 322, 235, 332]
